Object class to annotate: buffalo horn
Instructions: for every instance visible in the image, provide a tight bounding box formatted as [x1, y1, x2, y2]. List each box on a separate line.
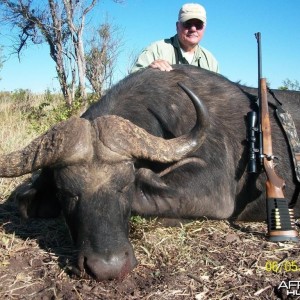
[0, 117, 93, 177]
[94, 83, 209, 162]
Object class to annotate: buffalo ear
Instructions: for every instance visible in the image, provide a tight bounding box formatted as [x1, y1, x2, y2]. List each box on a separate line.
[17, 185, 38, 219]
[0, 117, 93, 177]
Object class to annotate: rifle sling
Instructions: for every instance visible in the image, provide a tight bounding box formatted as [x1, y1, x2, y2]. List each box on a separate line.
[269, 92, 300, 183]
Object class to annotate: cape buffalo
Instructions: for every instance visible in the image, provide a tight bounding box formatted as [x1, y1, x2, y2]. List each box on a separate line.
[0, 65, 299, 281]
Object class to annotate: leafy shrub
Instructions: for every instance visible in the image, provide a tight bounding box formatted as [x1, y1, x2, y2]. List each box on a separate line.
[26, 90, 89, 134]
[10, 89, 38, 114]
[0, 89, 97, 137]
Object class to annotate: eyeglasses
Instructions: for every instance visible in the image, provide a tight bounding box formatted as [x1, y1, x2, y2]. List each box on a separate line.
[181, 21, 204, 30]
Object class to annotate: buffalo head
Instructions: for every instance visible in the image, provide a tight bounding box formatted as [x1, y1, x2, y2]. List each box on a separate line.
[0, 83, 209, 281]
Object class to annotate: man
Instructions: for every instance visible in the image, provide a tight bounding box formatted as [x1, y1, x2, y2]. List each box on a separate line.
[131, 3, 219, 73]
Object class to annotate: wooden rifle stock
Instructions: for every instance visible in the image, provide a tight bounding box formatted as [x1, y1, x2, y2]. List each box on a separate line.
[261, 78, 285, 197]
[260, 78, 298, 242]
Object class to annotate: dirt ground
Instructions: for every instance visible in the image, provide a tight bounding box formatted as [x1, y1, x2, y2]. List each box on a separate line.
[1, 179, 300, 299]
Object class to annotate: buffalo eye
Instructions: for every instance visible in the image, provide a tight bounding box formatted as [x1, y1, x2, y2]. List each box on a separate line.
[57, 190, 79, 212]
[66, 195, 79, 212]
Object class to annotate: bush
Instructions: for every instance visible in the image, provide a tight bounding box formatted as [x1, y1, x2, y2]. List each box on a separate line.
[0, 89, 97, 148]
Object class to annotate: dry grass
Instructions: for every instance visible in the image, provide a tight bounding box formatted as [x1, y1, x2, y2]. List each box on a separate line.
[0, 91, 58, 152]
[0, 105, 32, 153]
[1, 203, 300, 299]
[0, 92, 300, 299]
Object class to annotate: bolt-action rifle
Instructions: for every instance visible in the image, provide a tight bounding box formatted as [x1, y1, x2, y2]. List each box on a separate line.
[247, 32, 298, 242]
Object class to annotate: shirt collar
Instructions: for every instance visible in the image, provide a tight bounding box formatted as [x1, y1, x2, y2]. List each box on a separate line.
[173, 34, 202, 57]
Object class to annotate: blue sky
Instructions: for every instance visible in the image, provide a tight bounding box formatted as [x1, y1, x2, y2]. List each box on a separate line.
[0, 0, 299, 92]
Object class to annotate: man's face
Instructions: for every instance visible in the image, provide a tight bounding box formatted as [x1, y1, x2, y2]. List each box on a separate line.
[176, 18, 205, 50]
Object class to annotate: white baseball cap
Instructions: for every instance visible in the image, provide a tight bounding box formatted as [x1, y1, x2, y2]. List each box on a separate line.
[178, 3, 207, 24]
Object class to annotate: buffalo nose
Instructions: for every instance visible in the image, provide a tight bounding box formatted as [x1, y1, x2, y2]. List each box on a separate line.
[80, 249, 138, 281]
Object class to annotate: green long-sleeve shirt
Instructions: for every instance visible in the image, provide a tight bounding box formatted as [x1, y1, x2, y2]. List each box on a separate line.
[131, 34, 219, 73]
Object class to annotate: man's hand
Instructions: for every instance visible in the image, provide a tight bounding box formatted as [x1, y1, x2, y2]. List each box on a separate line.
[149, 59, 173, 71]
